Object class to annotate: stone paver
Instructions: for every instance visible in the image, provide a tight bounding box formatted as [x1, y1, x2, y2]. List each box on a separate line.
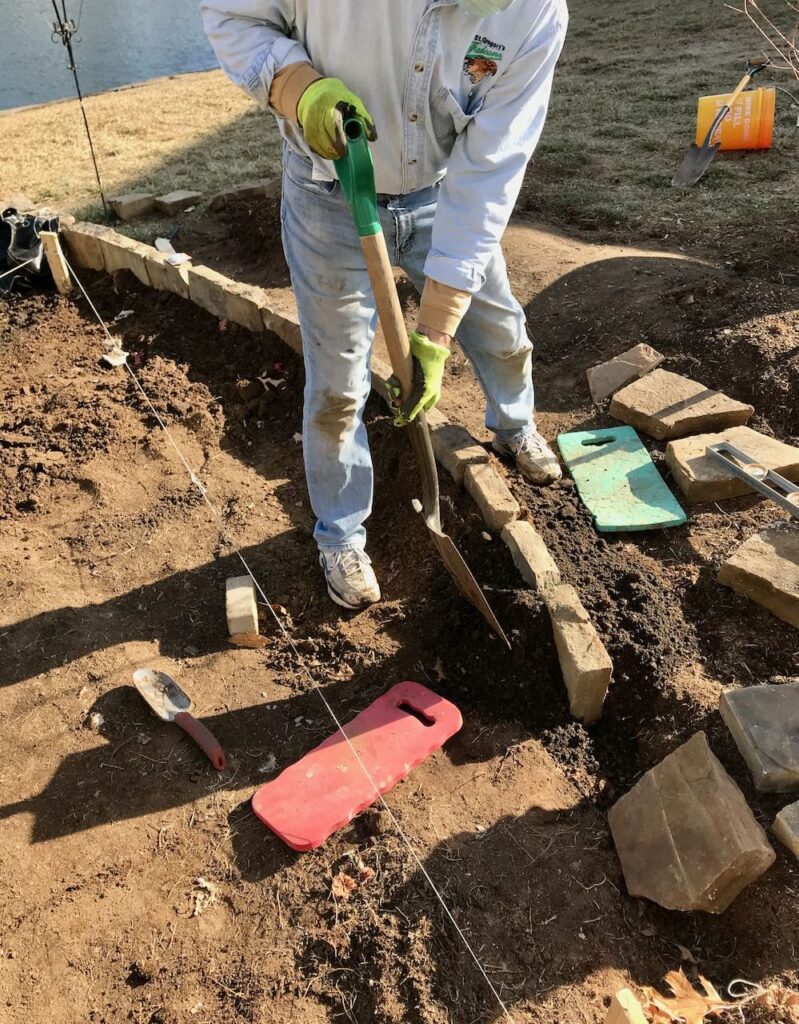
[463, 462, 519, 532]
[587, 343, 664, 403]
[720, 682, 799, 792]
[610, 369, 753, 440]
[209, 177, 281, 211]
[226, 576, 259, 636]
[501, 520, 561, 594]
[187, 265, 231, 321]
[430, 424, 489, 485]
[61, 222, 112, 271]
[261, 288, 302, 355]
[608, 731, 775, 912]
[666, 425, 799, 502]
[224, 280, 268, 333]
[98, 231, 153, 287]
[155, 190, 203, 216]
[143, 252, 191, 300]
[546, 583, 612, 723]
[718, 523, 799, 628]
[108, 192, 156, 221]
[773, 801, 799, 859]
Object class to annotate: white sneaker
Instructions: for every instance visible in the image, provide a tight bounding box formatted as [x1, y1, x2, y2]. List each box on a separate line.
[319, 548, 381, 610]
[493, 428, 562, 485]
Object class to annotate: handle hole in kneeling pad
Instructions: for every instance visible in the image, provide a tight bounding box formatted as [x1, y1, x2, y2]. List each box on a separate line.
[399, 701, 435, 727]
[581, 436, 616, 448]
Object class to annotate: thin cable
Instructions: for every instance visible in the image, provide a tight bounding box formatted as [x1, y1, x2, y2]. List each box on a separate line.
[64, 254, 516, 1023]
[50, 0, 107, 215]
[0, 258, 37, 282]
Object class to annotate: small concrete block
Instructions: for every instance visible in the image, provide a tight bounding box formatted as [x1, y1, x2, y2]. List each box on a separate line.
[224, 280, 267, 333]
[143, 251, 191, 299]
[430, 424, 489, 485]
[666, 426, 799, 502]
[209, 177, 281, 210]
[226, 576, 259, 636]
[587, 343, 664, 403]
[720, 682, 799, 792]
[188, 265, 231, 321]
[108, 192, 156, 221]
[773, 801, 799, 859]
[61, 221, 111, 271]
[463, 462, 520, 532]
[605, 989, 649, 1024]
[261, 290, 302, 355]
[501, 519, 561, 593]
[99, 231, 153, 287]
[610, 369, 753, 441]
[545, 583, 612, 723]
[719, 522, 799, 628]
[155, 190, 203, 216]
[608, 731, 776, 912]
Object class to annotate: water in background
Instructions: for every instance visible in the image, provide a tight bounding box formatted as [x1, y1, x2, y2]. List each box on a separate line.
[0, 0, 219, 110]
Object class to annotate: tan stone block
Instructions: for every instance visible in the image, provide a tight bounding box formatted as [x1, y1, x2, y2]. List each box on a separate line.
[187, 265, 230, 320]
[108, 192, 156, 221]
[99, 231, 153, 287]
[143, 252, 191, 299]
[209, 177, 281, 210]
[155, 190, 203, 215]
[605, 990, 649, 1024]
[61, 221, 111, 271]
[463, 462, 519, 532]
[610, 369, 753, 440]
[545, 583, 612, 723]
[719, 523, 799, 628]
[587, 343, 664, 403]
[224, 280, 267, 333]
[609, 731, 775, 912]
[261, 289, 302, 355]
[430, 424, 489, 485]
[501, 519, 561, 593]
[773, 801, 799, 859]
[666, 426, 799, 502]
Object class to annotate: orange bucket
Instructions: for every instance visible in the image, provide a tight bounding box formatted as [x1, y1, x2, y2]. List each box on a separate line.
[695, 87, 776, 150]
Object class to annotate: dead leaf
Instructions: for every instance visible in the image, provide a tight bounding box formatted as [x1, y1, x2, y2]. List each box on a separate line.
[676, 944, 698, 965]
[331, 872, 357, 901]
[358, 866, 375, 884]
[750, 985, 799, 1011]
[642, 970, 730, 1024]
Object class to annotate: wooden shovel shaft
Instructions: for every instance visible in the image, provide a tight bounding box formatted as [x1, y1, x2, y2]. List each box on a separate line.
[359, 232, 414, 398]
[703, 71, 753, 147]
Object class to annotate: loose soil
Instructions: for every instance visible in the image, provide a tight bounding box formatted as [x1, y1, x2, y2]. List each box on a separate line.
[2, 216, 799, 1024]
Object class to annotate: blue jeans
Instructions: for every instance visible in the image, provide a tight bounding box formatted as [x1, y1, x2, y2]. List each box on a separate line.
[280, 146, 535, 552]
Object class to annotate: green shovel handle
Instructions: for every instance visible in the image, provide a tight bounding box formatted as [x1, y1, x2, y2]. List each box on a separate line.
[334, 117, 381, 237]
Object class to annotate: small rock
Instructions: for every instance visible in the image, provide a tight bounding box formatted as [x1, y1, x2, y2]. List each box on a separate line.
[86, 712, 105, 733]
[608, 731, 775, 913]
[773, 801, 799, 859]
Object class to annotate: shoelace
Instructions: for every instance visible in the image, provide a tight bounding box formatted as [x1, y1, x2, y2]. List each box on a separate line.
[333, 548, 368, 581]
[517, 432, 550, 459]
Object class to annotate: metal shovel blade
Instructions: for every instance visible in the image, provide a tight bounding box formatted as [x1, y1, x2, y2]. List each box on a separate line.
[133, 668, 191, 722]
[671, 141, 721, 188]
[408, 416, 510, 649]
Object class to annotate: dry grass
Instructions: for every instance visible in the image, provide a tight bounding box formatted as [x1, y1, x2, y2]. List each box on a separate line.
[1, 0, 797, 276]
[0, 70, 282, 221]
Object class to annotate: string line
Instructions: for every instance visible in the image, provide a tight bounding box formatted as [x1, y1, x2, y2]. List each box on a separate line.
[63, 254, 516, 1023]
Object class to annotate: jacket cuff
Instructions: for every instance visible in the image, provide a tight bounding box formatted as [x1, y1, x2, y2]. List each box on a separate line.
[423, 251, 485, 294]
[418, 278, 473, 336]
[269, 62, 323, 124]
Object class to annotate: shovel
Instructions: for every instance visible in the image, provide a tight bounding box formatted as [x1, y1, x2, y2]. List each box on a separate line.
[133, 668, 226, 770]
[334, 117, 510, 648]
[672, 58, 769, 187]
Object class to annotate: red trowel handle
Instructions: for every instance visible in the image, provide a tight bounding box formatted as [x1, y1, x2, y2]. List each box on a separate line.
[175, 711, 227, 771]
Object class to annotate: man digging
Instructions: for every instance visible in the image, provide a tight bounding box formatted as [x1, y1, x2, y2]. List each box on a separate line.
[202, 0, 568, 610]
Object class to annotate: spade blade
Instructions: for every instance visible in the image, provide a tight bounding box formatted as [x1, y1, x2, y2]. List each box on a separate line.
[672, 141, 722, 188]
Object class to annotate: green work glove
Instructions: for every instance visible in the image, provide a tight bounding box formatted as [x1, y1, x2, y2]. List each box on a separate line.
[389, 331, 450, 426]
[296, 78, 377, 160]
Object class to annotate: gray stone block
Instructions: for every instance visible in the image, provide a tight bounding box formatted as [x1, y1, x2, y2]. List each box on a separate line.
[430, 424, 489, 485]
[720, 682, 799, 792]
[587, 343, 664, 403]
[773, 801, 799, 859]
[108, 192, 156, 221]
[501, 519, 561, 593]
[463, 462, 519, 532]
[155, 190, 203, 216]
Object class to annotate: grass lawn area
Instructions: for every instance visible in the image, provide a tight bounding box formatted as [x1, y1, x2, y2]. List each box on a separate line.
[1, 0, 796, 275]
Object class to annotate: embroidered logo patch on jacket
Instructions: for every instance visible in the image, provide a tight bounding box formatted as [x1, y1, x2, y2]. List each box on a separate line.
[463, 35, 505, 83]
